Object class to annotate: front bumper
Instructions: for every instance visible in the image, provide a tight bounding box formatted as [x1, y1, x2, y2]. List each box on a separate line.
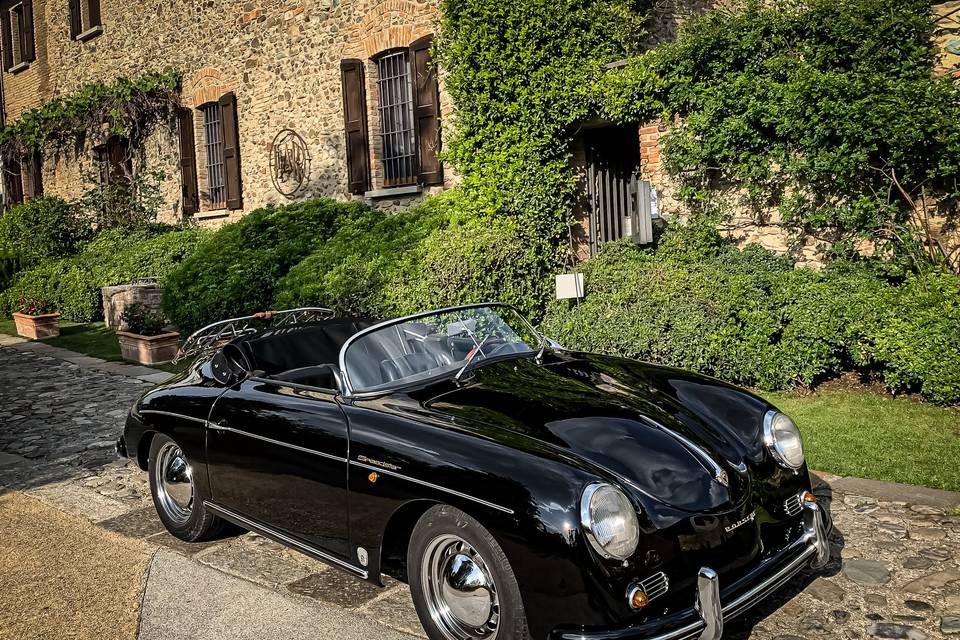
[553, 499, 831, 640]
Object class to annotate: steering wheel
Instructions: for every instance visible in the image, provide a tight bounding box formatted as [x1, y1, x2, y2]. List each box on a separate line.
[464, 336, 507, 361]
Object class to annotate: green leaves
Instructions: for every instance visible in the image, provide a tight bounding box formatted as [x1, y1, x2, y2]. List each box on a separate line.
[599, 0, 959, 242]
[0, 69, 181, 159]
[541, 230, 960, 404]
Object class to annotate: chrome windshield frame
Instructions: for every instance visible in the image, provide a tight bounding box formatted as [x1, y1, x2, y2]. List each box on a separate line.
[337, 302, 545, 398]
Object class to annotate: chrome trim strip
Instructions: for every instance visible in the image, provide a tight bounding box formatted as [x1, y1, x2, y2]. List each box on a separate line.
[350, 460, 514, 515]
[205, 423, 512, 515]
[655, 425, 728, 486]
[337, 302, 545, 397]
[203, 501, 368, 578]
[139, 409, 208, 425]
[207, 423, 347, 464]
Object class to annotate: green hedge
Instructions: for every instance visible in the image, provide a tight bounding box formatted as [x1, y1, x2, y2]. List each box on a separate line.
[0, 197, 93, 267]
[1, 226, 209, 322]
[541, 226, 960, 404]
[273, 192, 546, 319]
[162, 199, 369, 333]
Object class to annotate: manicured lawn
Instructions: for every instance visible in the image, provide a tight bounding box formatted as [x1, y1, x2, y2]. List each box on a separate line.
[44, 322, 124, 361]
[762, 389, 960, 492]
[0, 319, 189, 374]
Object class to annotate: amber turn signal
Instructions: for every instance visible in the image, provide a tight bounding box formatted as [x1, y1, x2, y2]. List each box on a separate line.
[368, 472, 378, 483]
[629, 589, 649, 610]
[801, 491, 816, 503]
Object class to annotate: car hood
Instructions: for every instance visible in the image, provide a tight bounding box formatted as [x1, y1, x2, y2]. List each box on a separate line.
[419, 351, 772, 514]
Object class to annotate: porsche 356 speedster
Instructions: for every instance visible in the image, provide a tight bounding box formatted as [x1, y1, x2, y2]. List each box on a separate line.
[117, 303, 831, 640]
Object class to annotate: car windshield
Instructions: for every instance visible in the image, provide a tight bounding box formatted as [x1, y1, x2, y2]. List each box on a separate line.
[341, 304, 541, 394]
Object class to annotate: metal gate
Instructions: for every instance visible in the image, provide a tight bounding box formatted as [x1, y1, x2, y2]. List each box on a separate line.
[585, 125, 653, 256]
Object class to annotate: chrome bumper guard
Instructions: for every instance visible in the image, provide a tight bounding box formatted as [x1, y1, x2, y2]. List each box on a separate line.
[552, 500, 830, 640]
[659, 499, 830, 640]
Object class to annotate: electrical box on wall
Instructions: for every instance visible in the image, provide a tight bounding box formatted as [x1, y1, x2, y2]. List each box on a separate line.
[555, 273, 585, 300]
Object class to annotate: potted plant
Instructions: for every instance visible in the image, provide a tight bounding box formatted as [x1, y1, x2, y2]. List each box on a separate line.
[12, 298, 61, 339]
[117, 303, 180, 365]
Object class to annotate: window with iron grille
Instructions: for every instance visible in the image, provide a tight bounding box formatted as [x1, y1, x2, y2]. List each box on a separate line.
[201, 103, 226, 208]
[375, 50, 416, 186]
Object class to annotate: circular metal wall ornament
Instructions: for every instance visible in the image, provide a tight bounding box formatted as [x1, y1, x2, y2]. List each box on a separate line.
[269, 129, 311, 199]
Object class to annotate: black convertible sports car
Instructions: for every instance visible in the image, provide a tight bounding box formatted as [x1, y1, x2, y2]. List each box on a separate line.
[118, 303, 831, 640]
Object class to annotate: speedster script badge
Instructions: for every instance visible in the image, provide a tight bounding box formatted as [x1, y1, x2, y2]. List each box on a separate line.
[725, 512, 757, 533]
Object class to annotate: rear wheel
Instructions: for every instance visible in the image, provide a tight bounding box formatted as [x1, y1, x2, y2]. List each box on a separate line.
[148, 433, 225, 541]
[408, 505, 529, 640]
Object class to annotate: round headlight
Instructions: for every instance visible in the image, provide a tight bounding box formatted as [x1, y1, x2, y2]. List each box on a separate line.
[580, 483, 640, 560]
[763, 410, 805, 470]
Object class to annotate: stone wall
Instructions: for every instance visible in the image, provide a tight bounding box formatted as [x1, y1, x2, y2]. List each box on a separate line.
[101, 283, 164, 330]
[3, 0, 455, 225]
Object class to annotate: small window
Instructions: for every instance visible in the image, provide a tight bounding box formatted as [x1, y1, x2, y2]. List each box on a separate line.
[94, 137, 130, 186]
[9, 3, 24, 64]
[69, 0, 102, 41]
[375, 50, 416, 186]
[201, 102, 226, 208]
[1, 0, 34, 71]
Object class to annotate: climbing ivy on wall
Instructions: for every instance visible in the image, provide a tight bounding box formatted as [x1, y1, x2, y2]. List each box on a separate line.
[0, 69, 182, 161]
[599, 0, 960, 249]
[435, 0, 649, 276]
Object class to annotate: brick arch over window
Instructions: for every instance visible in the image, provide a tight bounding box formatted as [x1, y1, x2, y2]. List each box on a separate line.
[184, 67, 233, 109]
[341, 0, 436, 59]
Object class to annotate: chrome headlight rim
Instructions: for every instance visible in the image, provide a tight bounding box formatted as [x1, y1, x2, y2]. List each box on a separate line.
[580, 482, 640, 561]
[762, 409, 805, 470]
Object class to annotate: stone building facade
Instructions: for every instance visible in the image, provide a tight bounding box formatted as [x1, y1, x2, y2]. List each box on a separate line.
[1, 0, 456, 225]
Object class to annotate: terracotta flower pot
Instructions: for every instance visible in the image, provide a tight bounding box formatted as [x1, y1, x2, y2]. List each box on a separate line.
[117, 330, 180, 366]
[12, 312, 61, 339]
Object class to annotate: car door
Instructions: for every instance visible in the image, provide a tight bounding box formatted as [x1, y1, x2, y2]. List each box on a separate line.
[206, 377, 350, 559]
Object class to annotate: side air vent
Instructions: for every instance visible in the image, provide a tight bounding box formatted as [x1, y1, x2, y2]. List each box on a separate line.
[639, 571, 669, 601]
[783, 493, 803, 517]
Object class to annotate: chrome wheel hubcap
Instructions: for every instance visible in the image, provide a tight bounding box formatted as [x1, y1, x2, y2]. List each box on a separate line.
[153, 442, 193, 524]
[422, 534, 499, 640]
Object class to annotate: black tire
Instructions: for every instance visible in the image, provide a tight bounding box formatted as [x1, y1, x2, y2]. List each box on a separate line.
[148, 433, 225, 542]
[408, 504, 530, 640]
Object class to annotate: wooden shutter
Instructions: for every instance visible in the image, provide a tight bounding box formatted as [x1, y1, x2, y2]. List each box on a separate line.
[340, 59, 370, 194]
[177, 109, 199, 215]
[1, 10, 12, 71]
[87, 0, 101, 28]
[21, 0, 34, 62]
[68, 0, 81, 38]
[67, 0, 83, 40]
[219, 92, 243, 210]
[4, 160, 23, 206]
[410, 35, 443, 186]
[21, 151, 42, 199]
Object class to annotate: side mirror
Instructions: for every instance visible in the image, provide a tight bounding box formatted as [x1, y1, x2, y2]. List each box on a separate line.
[212, 343, 252, 386]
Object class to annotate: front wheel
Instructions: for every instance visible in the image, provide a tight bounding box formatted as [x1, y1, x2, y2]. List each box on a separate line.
[148, 433, 225, 541]
[408, 505, 530, 640]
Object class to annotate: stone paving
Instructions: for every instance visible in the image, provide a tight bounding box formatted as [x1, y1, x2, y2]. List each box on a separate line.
[0, 340, 958, 639]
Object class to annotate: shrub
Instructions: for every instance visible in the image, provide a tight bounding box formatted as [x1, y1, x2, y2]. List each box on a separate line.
[121, 302, 167, 336]
[865, 272, 960, 404]
[541, 226, 960, 404]
[274, 192, 547, 319]
[163, 199, 367, 332]
[1, 226, 208, 322]
[0, 197, 92, 267]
